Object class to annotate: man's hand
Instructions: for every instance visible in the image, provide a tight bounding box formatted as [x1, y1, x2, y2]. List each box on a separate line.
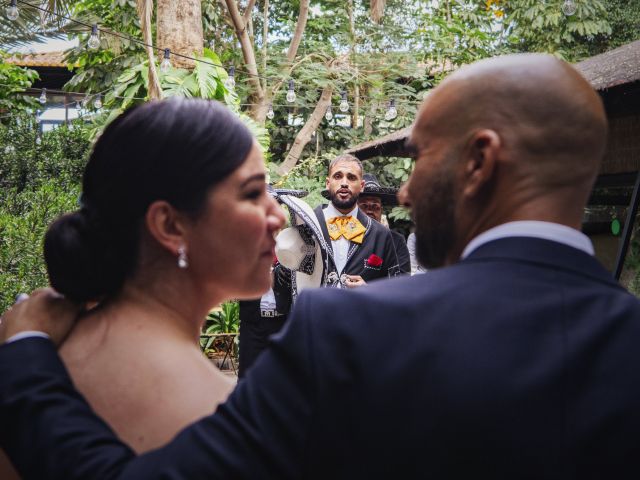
[344, 275, 366, 289]
[0, 288, 82, 346]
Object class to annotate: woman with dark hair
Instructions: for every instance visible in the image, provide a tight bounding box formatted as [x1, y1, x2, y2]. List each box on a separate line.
[0, 98, 284, 477]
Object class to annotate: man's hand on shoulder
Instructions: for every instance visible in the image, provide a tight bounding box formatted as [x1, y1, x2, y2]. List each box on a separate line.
[0, 288, 82, 346]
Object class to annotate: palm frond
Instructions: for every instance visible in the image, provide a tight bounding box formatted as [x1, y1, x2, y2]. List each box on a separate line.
[0, 0, 74, 48]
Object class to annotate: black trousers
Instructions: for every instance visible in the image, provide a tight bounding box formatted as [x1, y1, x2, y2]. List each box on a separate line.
[238, 299, 288, 378]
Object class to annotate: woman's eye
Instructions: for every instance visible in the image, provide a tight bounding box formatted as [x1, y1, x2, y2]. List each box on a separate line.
[245, 189, 262, 200]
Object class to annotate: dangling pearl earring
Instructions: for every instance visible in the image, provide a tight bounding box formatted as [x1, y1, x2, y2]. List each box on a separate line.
[177, 245, 189, 269]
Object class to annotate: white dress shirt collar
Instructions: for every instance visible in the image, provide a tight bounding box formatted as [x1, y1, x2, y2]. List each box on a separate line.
[461, 221, 594, 259]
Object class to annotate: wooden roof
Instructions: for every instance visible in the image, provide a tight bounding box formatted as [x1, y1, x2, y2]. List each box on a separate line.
[6, 51, 68, 68]
[345, 125, 413, 160]
[574, 39, 640, 90]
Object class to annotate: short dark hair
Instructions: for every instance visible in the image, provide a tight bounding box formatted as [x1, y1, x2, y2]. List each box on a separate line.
[44, 98, 254, 302]
[328, 153, 363, 177]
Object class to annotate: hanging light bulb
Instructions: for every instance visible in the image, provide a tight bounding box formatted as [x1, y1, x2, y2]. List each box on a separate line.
[286, 79, 296, 103]
[93, 94, 102, 109]
[327, 129, 335, 139]
[38, 88, 47, 105]
[6, 0, 19, 21]
[208, 39, 216, 50]
[160, 48, 172, 73]
[339, 91, 349, 113]
[224, 66, 236, 89]
[325, 105, 333, 121]
[87, 24, 101, 50]
[562, 0, 577, 16]
[384, 99, 398, 121]
[266, 103, 275, 120]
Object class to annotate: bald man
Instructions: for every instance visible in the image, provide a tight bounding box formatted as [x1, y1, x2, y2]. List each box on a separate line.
[3, 54, 640, 479]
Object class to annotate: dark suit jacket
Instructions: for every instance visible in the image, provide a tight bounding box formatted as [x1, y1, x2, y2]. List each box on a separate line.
[2, 237, 640, 479]
[390, 229, 411, 274]
[314, 205, 406, 284]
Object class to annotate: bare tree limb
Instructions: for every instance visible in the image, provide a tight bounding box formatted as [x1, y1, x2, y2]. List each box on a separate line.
[261, 0, 269, 92]
[243, 0, 257, 26]
[285, 0, 309, 63]
[136, 0, 162, 100]
[224, 0, 264, 99]
[277, 86, 333, 175]
[370, 0, 386, 23]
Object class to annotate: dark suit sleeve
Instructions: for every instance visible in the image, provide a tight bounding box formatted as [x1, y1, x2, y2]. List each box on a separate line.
[0, 296, 318, 480]
[381, 228, 403, 277]
[0, 338, 136, 480]
[391, 231, 411, 275]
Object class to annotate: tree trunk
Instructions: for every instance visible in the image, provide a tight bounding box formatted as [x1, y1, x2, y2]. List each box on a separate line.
[277, 86, 333, 175]
[156, 0, 203, 69]
[370, 0, 386, 23]
[225, 0, 264, 109]
[137, 0, 162, 99]
[364, 98, 379, 137]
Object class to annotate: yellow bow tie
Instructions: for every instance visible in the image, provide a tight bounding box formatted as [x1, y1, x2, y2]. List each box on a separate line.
[327, 216, 366, 244]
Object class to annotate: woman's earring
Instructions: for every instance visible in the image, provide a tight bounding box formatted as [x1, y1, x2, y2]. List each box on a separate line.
[177, 246, 189, 269]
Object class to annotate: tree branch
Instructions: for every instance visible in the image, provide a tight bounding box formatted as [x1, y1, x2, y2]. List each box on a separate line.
[243, 0, 257, 25]
[286, 0, 309, 63]
[136, 0, 162, 100]
[224, 0, 264, 99]
[261, 0, 269, 92]
[251, 0, 310, 122]
[277, 86, 333, 175]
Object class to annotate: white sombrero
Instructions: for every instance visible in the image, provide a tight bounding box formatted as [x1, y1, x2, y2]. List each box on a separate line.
[275, 194, 330, 295]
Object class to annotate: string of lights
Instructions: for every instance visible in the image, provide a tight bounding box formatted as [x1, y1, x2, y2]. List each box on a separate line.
[1, 79, 421, 119]
[10, 0, 272, 82]
[3, 0, 408, 118]
[4, 0, 578, 120]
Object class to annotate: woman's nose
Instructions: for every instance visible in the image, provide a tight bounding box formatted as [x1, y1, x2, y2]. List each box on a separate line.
[267, 197, 286, 230]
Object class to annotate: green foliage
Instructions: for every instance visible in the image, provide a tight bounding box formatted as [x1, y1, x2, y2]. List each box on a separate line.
[0, 53, 39, 113]
[0, 116, 91, 191]
[65, 0, 144, 95]
[201, 301, 240, 352]
[0, 181, 80, 312]
[503, 0, 613, 60]
[204, 302, 240, 335]
[581, 0, 640, 56]
[0, 119, 90, 312]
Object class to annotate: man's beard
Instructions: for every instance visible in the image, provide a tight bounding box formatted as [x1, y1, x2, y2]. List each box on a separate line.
[414, 166, 457, 269]
[329, 188, 359, 211]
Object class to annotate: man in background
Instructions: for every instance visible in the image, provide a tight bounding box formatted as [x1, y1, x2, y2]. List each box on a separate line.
[314, 153, 406, 288]
[357, 173, 411, 275]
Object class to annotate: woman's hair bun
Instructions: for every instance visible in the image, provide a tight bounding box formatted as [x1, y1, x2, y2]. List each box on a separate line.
[44, 211, 128, 302]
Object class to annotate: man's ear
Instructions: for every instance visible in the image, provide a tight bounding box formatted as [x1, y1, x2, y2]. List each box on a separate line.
[462, 129, 500, 198]
[145, 200, 189, 256]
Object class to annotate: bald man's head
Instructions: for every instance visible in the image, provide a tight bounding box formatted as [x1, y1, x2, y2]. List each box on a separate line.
[415, 54, 607, 188]
[404, 54, 608, 268]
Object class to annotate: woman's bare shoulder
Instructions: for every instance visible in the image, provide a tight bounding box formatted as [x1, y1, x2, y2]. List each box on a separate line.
[60, 316, 234, 453]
